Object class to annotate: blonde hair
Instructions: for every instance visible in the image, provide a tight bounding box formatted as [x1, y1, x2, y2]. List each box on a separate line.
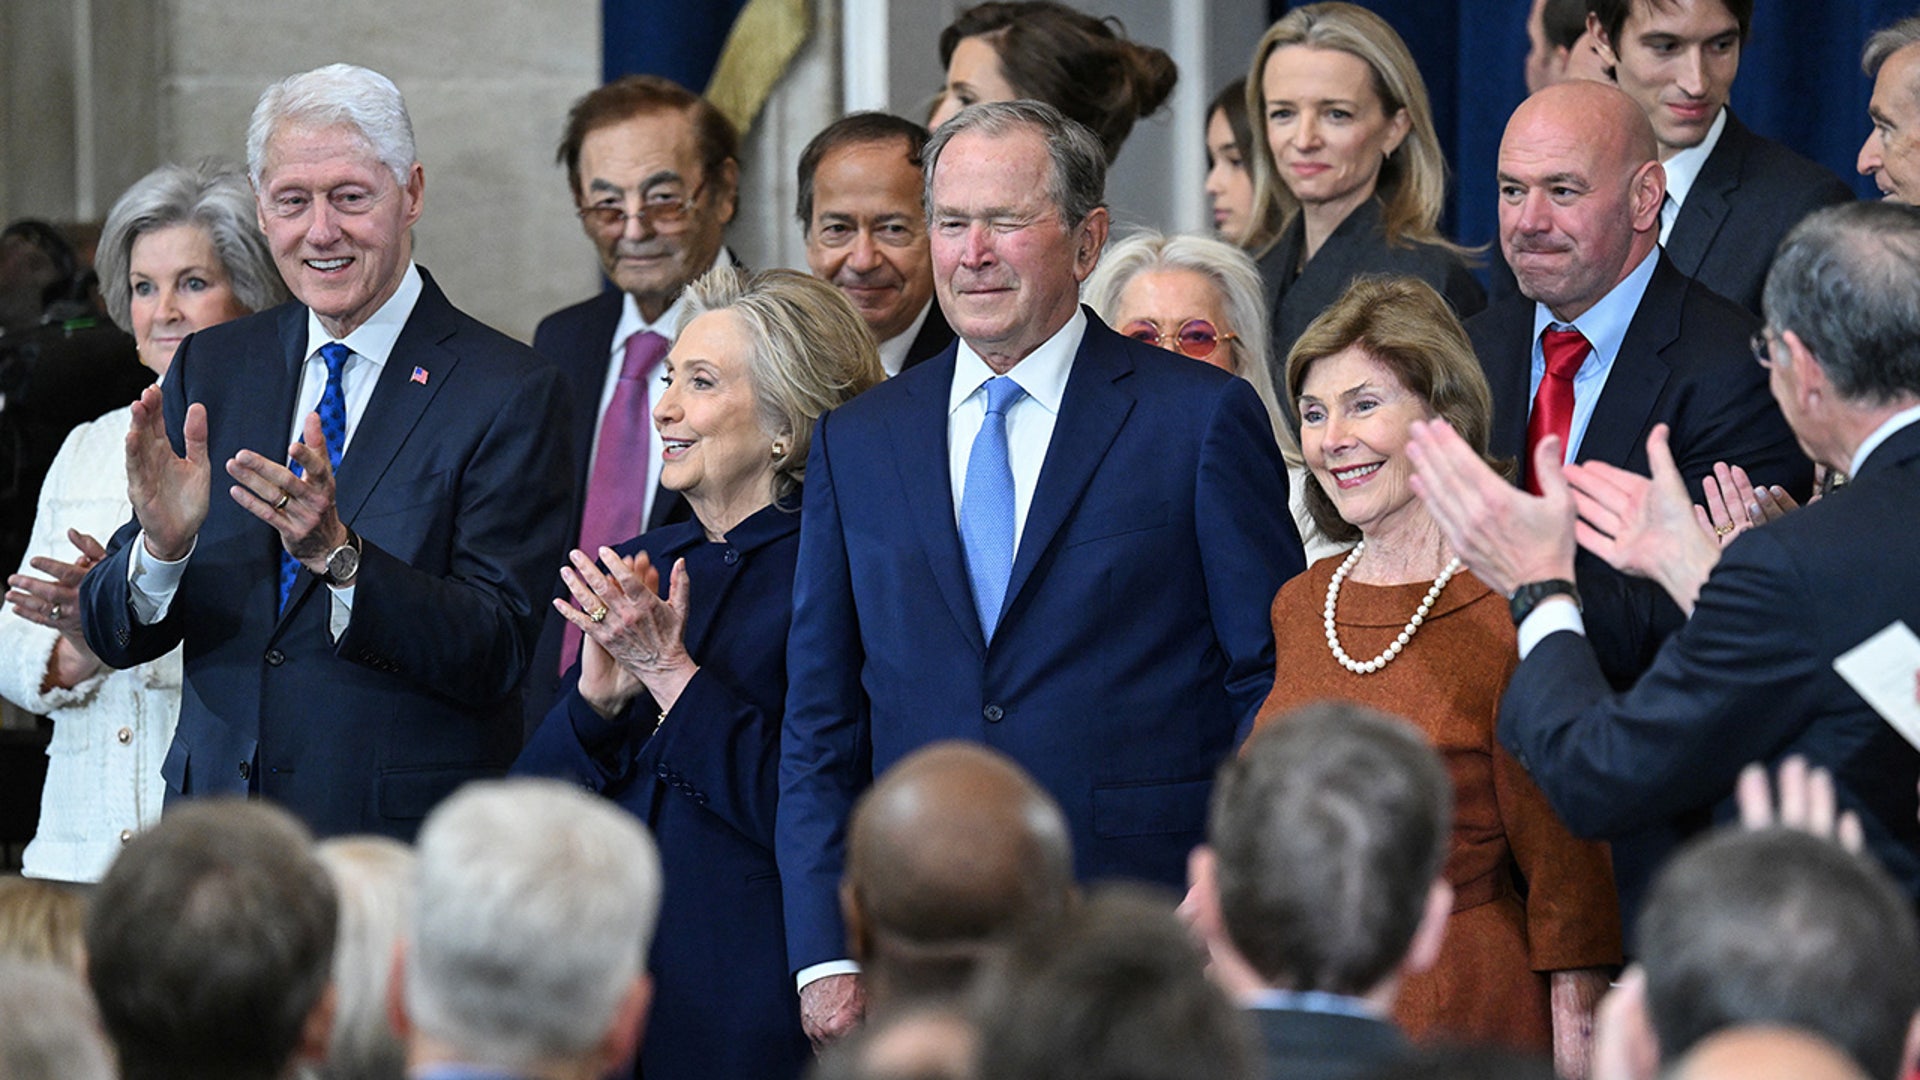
[1246, 3, 1464, 256]
[1083, 229, 1300, 467]
[680, 267, 884, 506]
[1286, 275, 1504, 544]
[0, 876, 86, 971]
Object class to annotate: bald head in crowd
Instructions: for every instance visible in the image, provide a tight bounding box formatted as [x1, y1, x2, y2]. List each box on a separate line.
[1498, 80, 1666, 322]
[841, 742, 1075, 1009]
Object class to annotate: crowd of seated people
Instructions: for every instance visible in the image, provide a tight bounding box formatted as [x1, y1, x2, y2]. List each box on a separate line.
[4, 2, 1920, 1079]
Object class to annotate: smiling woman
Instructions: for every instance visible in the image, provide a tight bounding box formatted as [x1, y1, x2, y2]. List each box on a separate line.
[1255, 275, 1621, 1064]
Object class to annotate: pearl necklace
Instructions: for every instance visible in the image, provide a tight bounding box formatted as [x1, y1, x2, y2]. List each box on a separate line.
[1323, 541, 1462, 675]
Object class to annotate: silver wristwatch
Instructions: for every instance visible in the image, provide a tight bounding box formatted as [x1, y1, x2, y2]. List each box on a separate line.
[320, 531, 362, 587]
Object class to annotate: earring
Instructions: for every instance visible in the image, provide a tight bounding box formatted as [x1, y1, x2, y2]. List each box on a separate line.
[771, 441, 786, 458]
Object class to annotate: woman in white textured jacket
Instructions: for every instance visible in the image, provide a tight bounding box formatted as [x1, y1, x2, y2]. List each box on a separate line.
[0, 160, 284, 881]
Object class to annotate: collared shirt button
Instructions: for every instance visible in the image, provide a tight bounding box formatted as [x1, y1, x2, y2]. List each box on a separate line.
[116, 727, 132, 744]
[983, 704, 1004, 723]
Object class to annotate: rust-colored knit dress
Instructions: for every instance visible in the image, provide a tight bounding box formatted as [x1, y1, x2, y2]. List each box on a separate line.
[1254, 556, 1622, 1052]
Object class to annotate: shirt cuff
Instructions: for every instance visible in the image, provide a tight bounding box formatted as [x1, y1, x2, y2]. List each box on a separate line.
[1517, 597, 1586, 659]
[127, 531, 194, 624]
[796, 959, 861, 993]
[328, 583, 355, 642]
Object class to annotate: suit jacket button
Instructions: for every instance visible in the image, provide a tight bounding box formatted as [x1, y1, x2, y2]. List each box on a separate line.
[983, 704, 1004, 723]
[722, 548, 739, 566]
[265, 648, 286, 666]
[238, 761, 251, 780]
[116, 628, 129, 645]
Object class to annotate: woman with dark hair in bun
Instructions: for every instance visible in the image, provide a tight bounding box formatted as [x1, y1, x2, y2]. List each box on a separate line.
[927, 1, 1176, 164]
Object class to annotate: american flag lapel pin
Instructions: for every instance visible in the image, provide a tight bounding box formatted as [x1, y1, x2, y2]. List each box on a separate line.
[411, 366, 429, 385]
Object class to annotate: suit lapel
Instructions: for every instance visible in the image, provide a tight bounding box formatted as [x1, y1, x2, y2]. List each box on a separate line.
[1663, 114, 1746, 278]
[887, 350, 987, 656]
[1002, 322, 1134, 624]
[1578, 257, 1682, 468]
[1478, 300, 1535, 473]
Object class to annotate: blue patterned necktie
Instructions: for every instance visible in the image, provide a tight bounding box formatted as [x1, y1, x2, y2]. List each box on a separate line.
[279, 342, 352, 611]
[960, 376, 1026, 640]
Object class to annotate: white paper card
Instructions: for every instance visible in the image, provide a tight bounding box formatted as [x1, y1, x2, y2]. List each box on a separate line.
[1832, 620, 1920, 751]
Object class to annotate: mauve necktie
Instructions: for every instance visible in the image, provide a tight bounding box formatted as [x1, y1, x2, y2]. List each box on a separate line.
[1525, 327, 1590, 495]
[279, 341, 351, 611]
[960, 376, 1026, 641]
[562, 329, 670, 673]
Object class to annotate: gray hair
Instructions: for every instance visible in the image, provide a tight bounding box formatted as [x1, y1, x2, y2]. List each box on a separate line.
[1082, 229, 1296, 463]
[313, 837, 415, 1080]
[1208, 701, 1451, 994]
[96, 159, 288, 332]
[248, 63, 417, 188]
[0, 961, 116, 1080]
[923, 100, 1107, 230]
[679, 265, 884, 505]
[404, 779, 662, 1071]
[1761, 202, 1920, 406]
[1864, 16, 1920, 76]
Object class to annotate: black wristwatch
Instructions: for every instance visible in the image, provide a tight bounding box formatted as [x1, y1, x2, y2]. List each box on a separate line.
[1508, 579, 1580, 625]
[320, 530, 362, 587]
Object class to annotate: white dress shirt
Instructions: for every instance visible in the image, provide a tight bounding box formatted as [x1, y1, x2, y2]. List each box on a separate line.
[128, 262, 427, 639]
[875, 300, 935, 378]
[1659, 108, 1728, 245]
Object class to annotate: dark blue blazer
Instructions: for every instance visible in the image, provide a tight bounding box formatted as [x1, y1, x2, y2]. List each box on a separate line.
[1500, 420, 1920, 906]
[776, 310, 1305, 972]
[524, 290, 691, 734]
[513, 501, 808, 1080]
[78, 269, 574, 838]
[1664, 112, 1855, 316]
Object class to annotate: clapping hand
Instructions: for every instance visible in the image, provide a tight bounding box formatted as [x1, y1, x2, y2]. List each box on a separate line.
[1695, 460, 1799, 548]
[6, 527, 107, 688]
[555, 547, 697, 719]
[1563, 425, 1720, 615]
[125, 385, 209, 561]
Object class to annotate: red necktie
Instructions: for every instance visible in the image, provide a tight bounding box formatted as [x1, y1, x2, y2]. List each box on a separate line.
[562, 330, 669, 673]
[1525, 327, 1590, 495]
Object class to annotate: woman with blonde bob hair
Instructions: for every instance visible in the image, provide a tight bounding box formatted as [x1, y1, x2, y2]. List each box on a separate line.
[1255, 276, 1619, 1070]
[1246, 3, 1482, 388]
[514, 266, 881, 1080]
[1083, 229, 1337, 558]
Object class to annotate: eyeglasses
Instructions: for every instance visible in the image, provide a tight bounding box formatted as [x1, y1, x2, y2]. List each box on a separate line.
[1750, 329, 1779, 369]
[1122, 319, 1238, 360]
[577, 179, 708, 234]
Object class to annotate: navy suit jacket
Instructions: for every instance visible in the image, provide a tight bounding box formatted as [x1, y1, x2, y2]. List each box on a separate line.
[79, 269, 574, 838]
[897, 302, 955, 373]
[776, 310, 1305, 972]
[513, 502, 808, 1080]
[524, 289, 692, 732]
[1250, 1008, 1408, 1080]
[1665, 112, 1855, 316]
[1468, 253, 1811, 687]
[1500, 420, 1920, 905]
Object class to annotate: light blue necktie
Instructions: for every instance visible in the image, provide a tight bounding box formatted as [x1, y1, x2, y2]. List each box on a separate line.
[960, 376, 1026, 640]
[279, 342, 351, 611]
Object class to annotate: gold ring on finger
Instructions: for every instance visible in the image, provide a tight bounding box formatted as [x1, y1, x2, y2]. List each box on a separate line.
[587, 604, 609, 623]
[274, 492, 291, 510]
[1714, 523, 1734, 537]
[50, 603, 60, 620]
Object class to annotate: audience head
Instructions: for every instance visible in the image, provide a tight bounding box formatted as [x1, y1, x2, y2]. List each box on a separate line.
[557, 75, 740, 321]
[96, 159, 287, 376]
[1589, 0, 1751, 156]
[1526, 0, 1611, 92]
[246, 63, 425, 340]
[1082, 229, 1290, 447]
[400, 779, 661, 1077]
[0, 960, 117, 1080]
[928, 2, 1177, 164]
[313, 836, 415, 1080]
[973, 886, 1258, 1080]
[1666, 1027, 1872, 1080]
[1760, 202, 1920, 465]
[0, 875, 86, 970]
[807, 1004, 978, 1080]
[1861, 17, 1920, 204]
[1287, 275, 1500, 546]
[1247, 3, 1453, 251]
[1206, 79, 1274, 248]
[1190, 700, 1451, 1000]
[1633, 828, 1920, 1080]
[842, 741, 1075, 1010]
[1497, 80, 1665, 322]
[923, 100, 1109, 367]
[85, 799, 338, 1080]
[670, 265, 882, 511]
[797, 112, 936, 347]
[0, 220, 80, 331]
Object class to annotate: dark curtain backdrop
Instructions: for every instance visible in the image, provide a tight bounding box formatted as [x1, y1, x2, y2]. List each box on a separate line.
[604, 0, 750, 89]
[1277, 0, 1915, 258]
